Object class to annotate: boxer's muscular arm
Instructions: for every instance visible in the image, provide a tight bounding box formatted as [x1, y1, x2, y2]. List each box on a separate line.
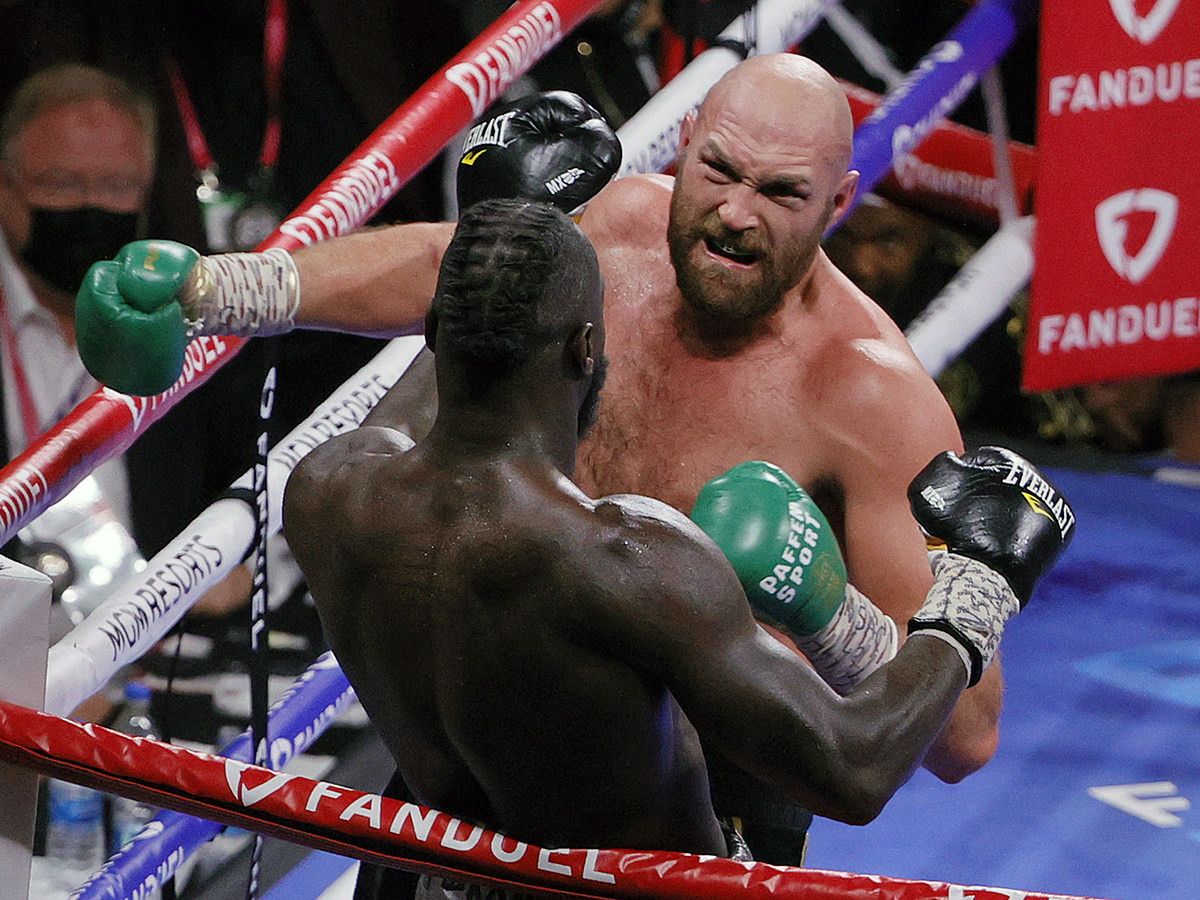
[601, 495, 968, 824]
[577, 173, 673, 251]
[828, 342, 1003, 782]
[77, 91, 619, 395]
[290, 222, 454, 334]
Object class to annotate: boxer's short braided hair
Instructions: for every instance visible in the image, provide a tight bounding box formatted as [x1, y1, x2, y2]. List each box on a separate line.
[433, 199, 583, 370]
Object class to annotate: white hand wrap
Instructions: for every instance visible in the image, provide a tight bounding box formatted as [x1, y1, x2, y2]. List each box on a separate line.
[909, 552, 1020, 687]
[795, 584, 899, 695]
[183, 248, 300, 337]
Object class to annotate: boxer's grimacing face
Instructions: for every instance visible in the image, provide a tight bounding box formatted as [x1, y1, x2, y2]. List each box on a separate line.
[666, 58, 856, 326]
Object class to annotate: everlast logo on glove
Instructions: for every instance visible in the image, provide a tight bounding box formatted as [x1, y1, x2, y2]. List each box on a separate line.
[456, 91, 622, 217]
[907, 446, 1078, 686]
[907, 446, 1077, 607]
[1000, 457, 1076, 540]
[460, 110, 520, 160]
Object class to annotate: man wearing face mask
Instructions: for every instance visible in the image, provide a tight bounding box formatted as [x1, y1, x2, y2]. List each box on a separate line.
[0, 61, 151, 454]
[0, 63, 153, 648]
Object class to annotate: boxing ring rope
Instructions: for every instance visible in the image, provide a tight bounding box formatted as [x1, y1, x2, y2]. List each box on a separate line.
[0, 697, 1110, 900]
[31, 338, 420, 898]
[0, 0, 1071, 897]
[68, 651, 361, 899]
[41, 337, 423, 718]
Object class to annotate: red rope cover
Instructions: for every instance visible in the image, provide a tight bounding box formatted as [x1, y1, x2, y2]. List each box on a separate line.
[0, 699, 1110, 900]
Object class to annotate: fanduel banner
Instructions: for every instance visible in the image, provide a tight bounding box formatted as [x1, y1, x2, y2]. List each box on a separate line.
[1025, 0, 1200, 391]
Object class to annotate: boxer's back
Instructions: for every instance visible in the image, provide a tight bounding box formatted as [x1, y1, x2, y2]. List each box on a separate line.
[285, 425, 724, 854]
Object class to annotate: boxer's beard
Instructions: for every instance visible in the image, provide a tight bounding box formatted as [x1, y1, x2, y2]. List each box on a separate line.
[669, 231, 775, 325]
[667, 191, 829, 328]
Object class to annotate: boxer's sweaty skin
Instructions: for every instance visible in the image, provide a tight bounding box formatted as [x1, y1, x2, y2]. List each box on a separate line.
[285, 199, 971, 857]
[283, 56, 998, 782]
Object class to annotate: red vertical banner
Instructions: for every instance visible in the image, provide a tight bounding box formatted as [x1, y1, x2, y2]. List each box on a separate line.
[1025, 0, 1200, 391]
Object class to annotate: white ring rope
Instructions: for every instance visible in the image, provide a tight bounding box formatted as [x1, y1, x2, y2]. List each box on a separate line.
[823, 2, 906, 90]
[904, 215, 1035, 378]
[616, 0, 836, 176]
[44, 336, 425, 718]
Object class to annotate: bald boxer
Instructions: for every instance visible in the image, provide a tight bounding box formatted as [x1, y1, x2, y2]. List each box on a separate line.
[283, 201, 1068, 900]
[81, 56, 1010, 861]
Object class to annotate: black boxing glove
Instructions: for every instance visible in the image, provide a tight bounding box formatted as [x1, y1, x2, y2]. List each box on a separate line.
[909, 446, 1075, 605]
[456, 91, 622, 216]
[906, 446, 1076, 686]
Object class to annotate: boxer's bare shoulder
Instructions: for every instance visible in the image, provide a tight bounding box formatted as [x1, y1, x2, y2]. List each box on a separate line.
[582, 491, 751, 639]
[289, 425, 412, 485]
[580, 173, 673, 251]
[593, 491, 712, 551]
[284, 425, 416, 541]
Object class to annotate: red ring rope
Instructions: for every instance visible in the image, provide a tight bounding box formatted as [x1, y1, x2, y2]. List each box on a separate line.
[0, 699, 1112, 900]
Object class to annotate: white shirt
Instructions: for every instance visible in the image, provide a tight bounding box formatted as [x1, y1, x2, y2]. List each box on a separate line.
[0, 228, 132, 532]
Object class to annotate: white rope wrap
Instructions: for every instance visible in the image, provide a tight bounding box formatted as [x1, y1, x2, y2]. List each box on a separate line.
[795, 584, 899, 695]
[909, 552, 1020, 686]
[184, 248, 301, 337]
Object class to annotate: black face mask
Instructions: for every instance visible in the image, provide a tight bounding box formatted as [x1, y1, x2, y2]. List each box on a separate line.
[19, 205, 141, 294]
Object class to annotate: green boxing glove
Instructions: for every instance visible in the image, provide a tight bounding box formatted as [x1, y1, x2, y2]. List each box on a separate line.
[77, 239, 302, 396]
[692, 460, 899, 694]
[76, 240, 197, 396]
[691, 460, 847, 636]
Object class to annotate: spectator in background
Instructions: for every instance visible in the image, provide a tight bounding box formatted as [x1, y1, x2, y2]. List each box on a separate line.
[1076, 373, 1200, 466]
[821, 192, 966, 328]
[0, 64, 154, 637]
[1077, 377, 1171, 456]
[1162, 374, 1200, 465]
[0, 1, 470, 568]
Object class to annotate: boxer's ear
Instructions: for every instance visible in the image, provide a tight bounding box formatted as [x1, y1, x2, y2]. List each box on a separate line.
[678, 110, 697, 154]
[568, 323, 595, 377]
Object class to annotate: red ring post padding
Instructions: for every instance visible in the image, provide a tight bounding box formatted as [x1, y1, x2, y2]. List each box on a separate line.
[0, 0, 608, 548]
[0, 699, 1112, 900]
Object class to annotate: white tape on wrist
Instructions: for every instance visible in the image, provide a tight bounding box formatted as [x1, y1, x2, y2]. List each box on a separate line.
[796, 584, 899, 695]
[908, 553, 1019, 686]
[186, 248, 300, 336]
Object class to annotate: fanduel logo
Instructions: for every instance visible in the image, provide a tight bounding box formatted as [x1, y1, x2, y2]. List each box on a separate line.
[225, 759, 296, 807]
[1108, 0, 1179, 45]
[1095, 188, 1178, 284]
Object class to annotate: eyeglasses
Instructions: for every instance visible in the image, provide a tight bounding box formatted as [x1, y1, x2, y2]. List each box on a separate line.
[6, 165, 149, 210]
